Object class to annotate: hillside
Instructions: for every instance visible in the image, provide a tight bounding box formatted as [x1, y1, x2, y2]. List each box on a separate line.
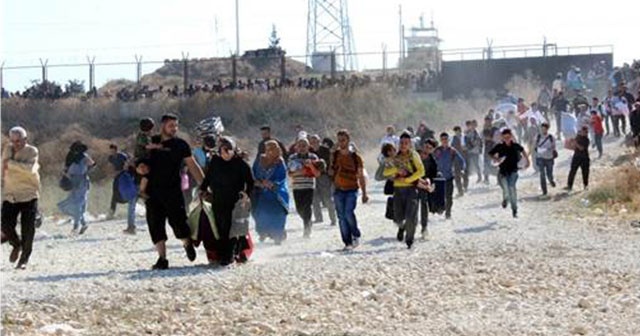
[100, 55, 310, 93]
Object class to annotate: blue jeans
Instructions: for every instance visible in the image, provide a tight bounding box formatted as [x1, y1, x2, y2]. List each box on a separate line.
[536, 158, 555, 195]
[127, 198, 137, 230]
[499, 172, 519, 211]
[594, 133, 603, 157]
[333, 189, 360, 246]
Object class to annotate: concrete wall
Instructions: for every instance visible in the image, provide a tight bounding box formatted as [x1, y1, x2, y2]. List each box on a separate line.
[441, 53, 613, 99]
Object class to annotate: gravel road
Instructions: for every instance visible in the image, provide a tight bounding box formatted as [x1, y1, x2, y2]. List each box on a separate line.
[2, 139, 639, 336]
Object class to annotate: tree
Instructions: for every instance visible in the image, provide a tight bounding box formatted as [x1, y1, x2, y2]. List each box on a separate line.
[269, 24, 280, 49]
[64, 79, 86, 97]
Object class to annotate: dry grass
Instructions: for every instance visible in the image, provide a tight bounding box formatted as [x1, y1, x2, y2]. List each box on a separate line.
[587, 152, 640, 212]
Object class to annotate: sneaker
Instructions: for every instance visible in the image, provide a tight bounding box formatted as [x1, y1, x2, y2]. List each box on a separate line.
[396, 228, 405, 242]
[445, 215, 452, 220]
[421, 227, 430, 241]
[9, 245, 21, 263]
[220, 258, 234, 267]
[15, 262, 27, 270]
[122, 227, 136, 235]
[312, 219, 323, 224]
[106, 211, 116, 221]
[79, 225, 88, 235]
[152, 257, 169, 270]
[563, 186, 572, 192]
[184, 242, 197, 262]
[501, 200, 507, 209]
[584, 185, 589, 191]
[512, 209, 518, 218]
[35, 212, 43, 228]
[550, 181, 556, 188]
[406, 240, 414, 249]
[352, 237, 360, 249]
[342, 245, 354, 251]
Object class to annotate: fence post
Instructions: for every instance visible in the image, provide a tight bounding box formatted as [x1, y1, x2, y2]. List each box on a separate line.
[134, 55, 143, 86]
[39, 58, 48, 82]
[182, 52, 189, 92]
[0, 61, 4, 91]
[382, 44, 387, 77]
[231, 55, 237, 88]
[87, 56, 96, 90]
[280, 54, 286, 84]
[330, 51, 336, 80]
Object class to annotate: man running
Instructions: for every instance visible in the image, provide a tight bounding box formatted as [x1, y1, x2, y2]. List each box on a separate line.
[489, 129, 530, 218]
[1, 127, 40, 270]
[331, 129, 369, 250]
[464, 120, 483, 184]
[433, 132, 466, 220]
[535, 123, 557, 197]
[383, 132, 425, 249]
[144, 114, 204, 270]
[565, 126, 591, 192]
[107, 144, 130, 220]
[310, 135, 337, 226]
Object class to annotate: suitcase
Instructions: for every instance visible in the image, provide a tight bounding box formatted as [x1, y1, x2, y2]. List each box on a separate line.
[429, 177, 446, 214]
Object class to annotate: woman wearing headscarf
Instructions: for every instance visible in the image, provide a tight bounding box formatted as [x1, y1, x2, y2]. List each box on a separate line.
[252, 140, 289, 244]
[200, 136, 254, 266]
[58, 141, 95, 234]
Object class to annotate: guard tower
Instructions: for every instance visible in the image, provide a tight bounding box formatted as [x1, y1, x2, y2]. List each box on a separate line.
[402, 15, 442, 72]
[306, 0, 357, 72]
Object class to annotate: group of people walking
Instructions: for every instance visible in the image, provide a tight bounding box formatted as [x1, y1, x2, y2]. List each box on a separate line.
[2, 80, 638, 269]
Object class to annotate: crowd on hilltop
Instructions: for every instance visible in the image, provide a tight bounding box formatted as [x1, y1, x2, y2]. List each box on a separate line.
[1, 70, 439, 102]
[102, 70, 439, 102]
[2, 68, 639, 271]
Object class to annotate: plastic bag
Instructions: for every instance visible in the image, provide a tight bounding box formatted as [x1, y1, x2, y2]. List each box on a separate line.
[117, 171, 137, 202]
[187, 201, 218, 241]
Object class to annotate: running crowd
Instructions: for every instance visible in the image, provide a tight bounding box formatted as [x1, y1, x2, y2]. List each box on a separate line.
[2, 80, 639, 270]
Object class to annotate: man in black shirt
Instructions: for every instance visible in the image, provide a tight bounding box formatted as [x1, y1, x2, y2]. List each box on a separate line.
[565, 126, 591, 192]
[256, 125, 288, 162]
[145, 114, 204, 270]
[488, 129, 530, 218]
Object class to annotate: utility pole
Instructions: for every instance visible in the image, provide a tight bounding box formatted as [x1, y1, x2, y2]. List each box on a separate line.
[235, 0, 240, 56]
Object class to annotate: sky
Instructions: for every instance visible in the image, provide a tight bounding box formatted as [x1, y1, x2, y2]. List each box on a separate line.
[1, 0, 639, 91]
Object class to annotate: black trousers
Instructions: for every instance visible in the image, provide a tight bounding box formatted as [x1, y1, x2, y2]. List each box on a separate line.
[211, 195, 237, 264]
[312, 175, 337, 224]
[567, 156, 590, 189]
[110, 172, 125, 213]
[145, 193, 190, 245]
[294, 189, 314, 231]
[445, 178, 454, 217]
[393, 187, 419, 243]
[418, 190, 429, 230]
[1, 199, 38, 264]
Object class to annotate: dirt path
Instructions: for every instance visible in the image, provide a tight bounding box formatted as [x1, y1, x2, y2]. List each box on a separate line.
[2, 139, 639, 336]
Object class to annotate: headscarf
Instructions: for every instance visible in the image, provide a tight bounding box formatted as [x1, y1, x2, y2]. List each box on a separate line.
[65, 141, 88, 168]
